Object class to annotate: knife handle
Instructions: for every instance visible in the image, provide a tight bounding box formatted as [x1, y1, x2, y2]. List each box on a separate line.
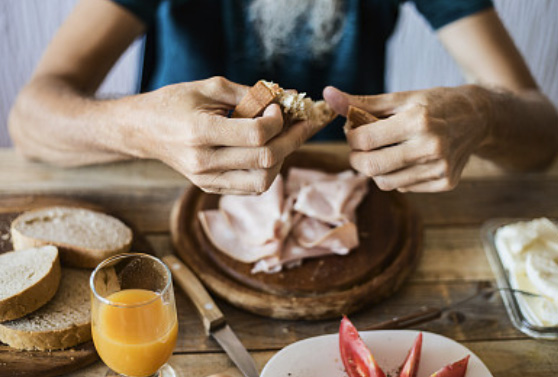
[163, 255, 226, 334]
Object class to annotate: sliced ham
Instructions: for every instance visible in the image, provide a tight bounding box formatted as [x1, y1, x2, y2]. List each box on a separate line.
[286, 168, 354, 196]
[293, 172, 368, 225]
[220, 176, 285, 246]
[199, 168, 370, 274]
[292, 217, 358, 254]
[340, 178, 369, 223]
[252, 237, 336, 274]
[198, 210, 281, 263]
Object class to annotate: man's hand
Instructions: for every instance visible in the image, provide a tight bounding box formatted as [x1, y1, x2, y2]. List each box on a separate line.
[128, 77, 327, 194]
[323, 85, 491, 192]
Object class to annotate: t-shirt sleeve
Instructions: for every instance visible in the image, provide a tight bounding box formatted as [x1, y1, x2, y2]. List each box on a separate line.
[410, 0, 494, 30]
[110, 0, 160, 25]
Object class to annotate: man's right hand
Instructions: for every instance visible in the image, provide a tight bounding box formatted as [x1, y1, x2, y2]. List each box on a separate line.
[125, 77, 323, 194]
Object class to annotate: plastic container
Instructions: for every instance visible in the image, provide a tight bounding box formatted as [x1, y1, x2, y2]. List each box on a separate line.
[481, 218, 558, 340]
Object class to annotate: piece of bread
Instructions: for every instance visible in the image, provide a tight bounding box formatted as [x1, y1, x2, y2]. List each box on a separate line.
[345, 105, 379, 131]
[0, 268, 91, 350]
[0, 246, 61, 322]
[232, 80, 336, 125]
[11, 206, 133, 268]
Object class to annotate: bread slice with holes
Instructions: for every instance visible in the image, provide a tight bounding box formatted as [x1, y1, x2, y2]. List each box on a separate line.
[0, 245, 61, 322]
[0, 268, 91, 350]
[232, 80, 337, 126]
[11, 206, 133, 268]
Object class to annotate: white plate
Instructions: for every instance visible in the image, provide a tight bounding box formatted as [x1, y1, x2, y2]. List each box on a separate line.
[261, 330, 492, 377]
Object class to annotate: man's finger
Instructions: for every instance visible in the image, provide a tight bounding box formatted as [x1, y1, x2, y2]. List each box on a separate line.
[190, 112, 328, 173]
[266, 117, 329, 161]
[323, 86, 419, 117]
[194, 165, 282, 194]
[195, 104, 283, 147]
[201, 188, 255, 195]
[198, 76, 251, 106]
[189, 143, 288, 173]
[368, 160, 448, 191]
[346, 112, 413, 151]
[397, 178, 456, 193]
[349, 142, 436, 177]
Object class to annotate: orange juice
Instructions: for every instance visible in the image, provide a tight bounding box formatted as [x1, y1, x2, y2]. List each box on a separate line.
[92, 289, 178, 377]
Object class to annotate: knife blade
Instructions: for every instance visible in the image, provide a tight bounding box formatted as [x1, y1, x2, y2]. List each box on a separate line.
[162, 255, 259, 377]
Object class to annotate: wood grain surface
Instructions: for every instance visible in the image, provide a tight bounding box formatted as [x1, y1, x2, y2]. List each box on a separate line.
[0, 145, 557, 377]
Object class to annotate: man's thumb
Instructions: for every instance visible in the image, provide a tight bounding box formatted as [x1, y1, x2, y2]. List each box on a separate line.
[323, 86, 352, 116]
[324, 86, 410, 118]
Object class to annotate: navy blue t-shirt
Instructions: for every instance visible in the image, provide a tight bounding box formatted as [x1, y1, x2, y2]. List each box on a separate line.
[111, 0, 493, 140]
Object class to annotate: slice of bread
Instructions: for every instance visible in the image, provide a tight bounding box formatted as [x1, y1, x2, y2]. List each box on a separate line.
[232, 80, 336, 126]
[11, 206, 133, 268]
[0, 245, 61, 322]
[0, 268, 91, 350]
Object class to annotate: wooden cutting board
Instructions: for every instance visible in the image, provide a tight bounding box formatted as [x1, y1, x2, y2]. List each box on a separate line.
[0, 196, 152, 377]
[171, 149, 423, 320]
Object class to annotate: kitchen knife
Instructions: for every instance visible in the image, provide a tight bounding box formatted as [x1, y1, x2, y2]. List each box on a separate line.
[360, 287, 542, 330]
[162, 255, 259, 377]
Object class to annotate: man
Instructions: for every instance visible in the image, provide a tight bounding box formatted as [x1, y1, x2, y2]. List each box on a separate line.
[8, 0, 558, 194]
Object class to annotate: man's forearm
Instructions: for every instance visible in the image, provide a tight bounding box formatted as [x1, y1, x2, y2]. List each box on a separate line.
[8, 76, 141, 166]
[475, 86, 558, 171]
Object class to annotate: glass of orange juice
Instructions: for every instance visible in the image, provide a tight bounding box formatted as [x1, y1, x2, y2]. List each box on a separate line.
[90, 253, 178, 377]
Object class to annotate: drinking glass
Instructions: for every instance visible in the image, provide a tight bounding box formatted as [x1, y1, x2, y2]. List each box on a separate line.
[90, 253, 178, 377]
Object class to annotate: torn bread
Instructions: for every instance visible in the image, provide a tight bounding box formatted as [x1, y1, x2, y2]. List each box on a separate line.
[232, 80, 336, 125]
[0, 246, 61, 322]
[11, 206, 133, 268]
[345, 105, 379, 131]
[0, 268, 91, 350]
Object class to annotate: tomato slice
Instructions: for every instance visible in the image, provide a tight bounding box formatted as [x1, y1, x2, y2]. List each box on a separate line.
[430, 355, 470, 377]
[339, 316, 386, 377]
[398, 333, 422, 377]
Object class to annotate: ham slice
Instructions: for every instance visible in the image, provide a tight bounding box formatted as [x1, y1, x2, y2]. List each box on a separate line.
[198, 168, 369, 274]
[219, 176, 285, 246]
[292, 217, 358, 254]
[252, 237, 336, 274]
[286, 168, 354, 196]
[292, 171, 368, 225]
[198, 210, 281, 263]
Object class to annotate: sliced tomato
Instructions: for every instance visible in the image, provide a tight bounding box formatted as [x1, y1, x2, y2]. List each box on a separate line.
[430, 355, 470, 377]
[339, 316, 386, 377]
[398, 332, 422, 377]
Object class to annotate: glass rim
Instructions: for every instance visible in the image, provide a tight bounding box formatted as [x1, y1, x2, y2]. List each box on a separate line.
[90, 253, 173, 309]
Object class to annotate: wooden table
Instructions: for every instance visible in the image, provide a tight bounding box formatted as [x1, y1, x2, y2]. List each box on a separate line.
[1, 144, 557, 377]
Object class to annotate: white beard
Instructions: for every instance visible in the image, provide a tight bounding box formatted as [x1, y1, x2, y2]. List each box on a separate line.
[248, 0, 346, 61]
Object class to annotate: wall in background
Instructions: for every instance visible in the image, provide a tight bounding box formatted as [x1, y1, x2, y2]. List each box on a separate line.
[1, 0, 557, 147]
[0, 0, 141, 147]
[387, 0, 558, 98]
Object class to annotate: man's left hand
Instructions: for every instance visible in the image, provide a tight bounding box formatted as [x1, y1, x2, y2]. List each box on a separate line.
[323, 85, 490, 192]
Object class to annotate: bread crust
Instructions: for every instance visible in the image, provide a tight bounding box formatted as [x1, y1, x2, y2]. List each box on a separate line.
[0, 248, 61, 322]
[10, 207, 133, 268]
[0, 318, 90, 351]
[11, 230, 131, 268]
[345, 105, 379, 131]
[232, 80, 280, 118]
